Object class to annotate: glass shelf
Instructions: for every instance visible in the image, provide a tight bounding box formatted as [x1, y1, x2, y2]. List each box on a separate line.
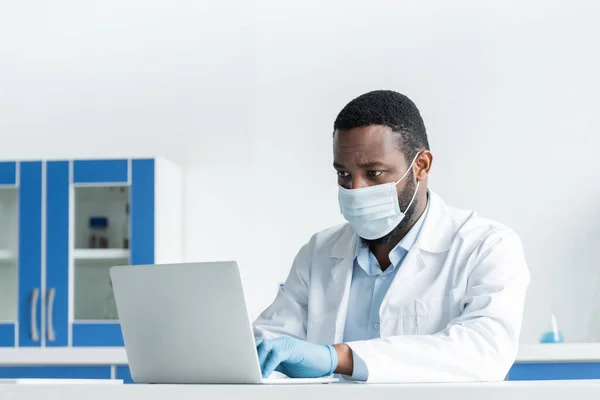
[73, 249, 130, 261]
[0, 249, 14, 262]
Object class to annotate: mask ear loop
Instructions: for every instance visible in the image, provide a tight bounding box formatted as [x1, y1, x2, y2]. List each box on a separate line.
[395, 151, 423, 184]
[396, 151, 423, 213]
[402, 181, 420, 214]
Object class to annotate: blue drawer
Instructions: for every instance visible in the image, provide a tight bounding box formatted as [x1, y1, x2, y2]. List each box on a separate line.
[509, 362, 600, 380]
[0, 365, 112, 379]
[116, 365, 134, 384]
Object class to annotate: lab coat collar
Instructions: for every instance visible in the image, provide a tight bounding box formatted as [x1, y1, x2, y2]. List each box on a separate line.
[353, 197, 429, 274]
[330, 223, 357, 259]
[414, 189, 453, 253]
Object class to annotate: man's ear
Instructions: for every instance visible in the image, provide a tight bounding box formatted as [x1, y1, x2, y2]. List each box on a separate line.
[415, 150, 433, 180]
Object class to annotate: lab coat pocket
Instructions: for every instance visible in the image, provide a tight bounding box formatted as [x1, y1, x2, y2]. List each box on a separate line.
[383, 288, 464, 336]
[415, 290, 462, 334]
[415, 295, 451, 334]
[384, 303, 418, 336]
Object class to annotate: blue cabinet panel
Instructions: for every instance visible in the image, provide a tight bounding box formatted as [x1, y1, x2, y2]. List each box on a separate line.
[131, 159, 155, 265]
[509, 362, 600, 380]
[0, 366, 111, 379]
[46, 161, 70, 347]
[72, 323, 123, 347]
[73, 159, 128, 184]
[116, 365, 134, 384]
[18, 161, 42, 347]
[7, 157, 161, 348]
[0, 324, 15, 347]
[0, 161, 16, 185]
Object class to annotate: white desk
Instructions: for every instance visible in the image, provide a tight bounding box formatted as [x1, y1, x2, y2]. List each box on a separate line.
[1, 380, 600, 400]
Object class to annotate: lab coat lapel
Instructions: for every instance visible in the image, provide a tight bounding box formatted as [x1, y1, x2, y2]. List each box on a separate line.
[380, 190, 454, 310]
[380, 242, 425, 308]
[327, 226, 356, 344]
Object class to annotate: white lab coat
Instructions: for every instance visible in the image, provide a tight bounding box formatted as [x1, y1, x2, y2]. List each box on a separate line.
[252, 190, 530, 383]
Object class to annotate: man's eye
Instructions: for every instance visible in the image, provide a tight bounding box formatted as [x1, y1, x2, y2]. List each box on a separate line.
[368, 171, 382, 177]
[337, 171, 350, 178]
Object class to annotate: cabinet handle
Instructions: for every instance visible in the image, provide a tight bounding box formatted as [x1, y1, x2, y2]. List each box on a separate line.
[30, 288, 40, 342]
[47, 288, 56, 342]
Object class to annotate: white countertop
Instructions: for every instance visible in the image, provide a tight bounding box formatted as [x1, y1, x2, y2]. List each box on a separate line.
[1, 343, 600, 365]
[517, 343, 600, 363]
[0, 347, 128, 365]
[2, 380, 600, 400]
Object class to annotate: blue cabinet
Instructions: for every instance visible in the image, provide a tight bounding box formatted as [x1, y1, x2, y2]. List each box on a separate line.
[0, 158, 182, 349]
[116, 365, 134, 384]
[0, 161, 43, 348]
[46, 159, 157, 347]
[508, 362, 600, 380]
[45, 161, 69, 347]
[0, 161, 17, 185]
[0, 366, 112, 379]
[19, 162, 44, 348]
[73, 159, 129, 184]
[0, 324, 15, 347]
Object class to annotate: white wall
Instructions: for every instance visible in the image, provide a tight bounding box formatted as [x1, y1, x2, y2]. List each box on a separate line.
[1, 0, 599, 343]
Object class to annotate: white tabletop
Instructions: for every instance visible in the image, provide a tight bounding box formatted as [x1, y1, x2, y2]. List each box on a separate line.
[1, 380, 600, 400]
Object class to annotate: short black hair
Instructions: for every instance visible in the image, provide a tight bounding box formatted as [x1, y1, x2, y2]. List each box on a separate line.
[333, 90, 430, 162]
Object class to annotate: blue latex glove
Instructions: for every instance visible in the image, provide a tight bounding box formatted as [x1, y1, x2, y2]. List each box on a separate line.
[256, 336, 338, 379]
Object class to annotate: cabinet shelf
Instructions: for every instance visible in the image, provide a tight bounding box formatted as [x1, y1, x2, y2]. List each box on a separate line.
[73, 249, 130, 261]
[0, 249, 14, 263]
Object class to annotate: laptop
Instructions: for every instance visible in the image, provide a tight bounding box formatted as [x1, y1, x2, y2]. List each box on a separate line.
[109, 261, 339, 384]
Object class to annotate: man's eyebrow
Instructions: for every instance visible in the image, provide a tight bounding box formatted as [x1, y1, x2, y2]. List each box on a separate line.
[358, 161, 387, 169]
[333, 161, 389, 169]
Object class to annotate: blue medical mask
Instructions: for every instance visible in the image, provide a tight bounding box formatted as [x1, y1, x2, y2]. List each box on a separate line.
[337, 152, 421, 240]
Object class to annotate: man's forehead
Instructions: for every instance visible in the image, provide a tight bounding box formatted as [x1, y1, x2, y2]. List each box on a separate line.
[334, 126, 405, 162]
[335, 125, 393, 145]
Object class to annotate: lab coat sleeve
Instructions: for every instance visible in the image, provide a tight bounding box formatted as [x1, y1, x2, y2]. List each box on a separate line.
[346, 229, 531, 383]
[252, 239, 313, 341]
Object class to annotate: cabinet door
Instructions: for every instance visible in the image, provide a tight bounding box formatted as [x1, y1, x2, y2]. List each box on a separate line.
[44, 159, 156, 347]
[18, 162, 43, 347]
[130, 159, 155, 266]
[70, 159, 130, 346]
[45, 161, 70, 346]
[71, 159, 158, 346]
[0, 162, 18, 347]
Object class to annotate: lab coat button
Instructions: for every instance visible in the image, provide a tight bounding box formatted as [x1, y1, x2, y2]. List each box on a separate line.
[380, 274, 388, 280]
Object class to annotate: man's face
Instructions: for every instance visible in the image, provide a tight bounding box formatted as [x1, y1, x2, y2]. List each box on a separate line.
[333, 125, 419, 244]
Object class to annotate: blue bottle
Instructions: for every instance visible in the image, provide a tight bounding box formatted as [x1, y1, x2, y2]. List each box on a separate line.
[540, 314, 564, 343]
